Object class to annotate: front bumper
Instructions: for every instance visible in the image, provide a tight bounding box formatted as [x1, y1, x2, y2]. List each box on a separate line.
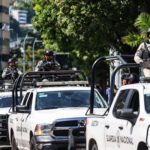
[34, 127, 86, 150]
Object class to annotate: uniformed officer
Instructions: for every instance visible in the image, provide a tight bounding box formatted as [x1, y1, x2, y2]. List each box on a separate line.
[121, 73, 129, 85]
[121, 73, 139, 85]
[134, 28, 150, 77]
[2, 58, 22, 81]
[35, 50, 60, 71]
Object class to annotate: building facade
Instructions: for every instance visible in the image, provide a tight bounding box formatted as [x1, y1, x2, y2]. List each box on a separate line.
[10, 9, 27, 24]
[0, 0, 10, 71]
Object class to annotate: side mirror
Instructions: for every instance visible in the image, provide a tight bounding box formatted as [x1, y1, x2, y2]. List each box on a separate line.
[116, 108, 137, 124]
[16, 105, 31, 113]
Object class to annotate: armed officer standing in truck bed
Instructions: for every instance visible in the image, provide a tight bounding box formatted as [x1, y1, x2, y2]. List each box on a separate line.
[2, 58, 22, 81]
[35, 50, 60, 71]
[134, 28, 150, 77]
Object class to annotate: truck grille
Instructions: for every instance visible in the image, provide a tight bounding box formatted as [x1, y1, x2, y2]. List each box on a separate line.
[55, 120, 78, 127]
[52, 118, 86, 137]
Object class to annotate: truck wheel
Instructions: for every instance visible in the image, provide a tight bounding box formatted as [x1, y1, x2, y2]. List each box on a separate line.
[138, 143, 148, 150]
[11, 134, 18, 150]
[30, 137, 37, 150]
[90, 142, 98, 150]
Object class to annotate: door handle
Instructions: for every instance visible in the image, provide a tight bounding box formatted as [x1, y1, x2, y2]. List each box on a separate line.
[105, 125, 110, 129]
[118, 126, 123, 130]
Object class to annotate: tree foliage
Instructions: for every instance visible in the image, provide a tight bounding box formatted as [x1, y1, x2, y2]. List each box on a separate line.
[32, 0, 148, 74]
[122, 13, 150, 47]
[33, 2, 136, 49]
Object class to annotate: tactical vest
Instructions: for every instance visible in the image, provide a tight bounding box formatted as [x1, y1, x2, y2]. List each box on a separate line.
[142, 42, 150, 61]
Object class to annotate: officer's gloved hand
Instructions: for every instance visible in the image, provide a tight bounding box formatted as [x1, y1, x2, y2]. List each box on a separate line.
[11, 72, 17, 80]
[5, 68, 11, 74]
[44, 62, 52, 67]
[43, 62, 53, 71]
[140, 61, 150, 69]
[6, 70, 12, 76]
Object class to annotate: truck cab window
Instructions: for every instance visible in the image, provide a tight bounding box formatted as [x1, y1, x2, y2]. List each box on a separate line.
[26, 93, 33, 110]
[127, 90, 139, 113]
[113, 89, 130, 112]
[22, 92, 30, 106]
[145, 94, 150, 113]
[113, 89, 139, 119]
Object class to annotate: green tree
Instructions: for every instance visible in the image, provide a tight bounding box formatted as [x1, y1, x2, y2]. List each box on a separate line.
[32, 0, 139, 71]
[122, 12, 150, 47]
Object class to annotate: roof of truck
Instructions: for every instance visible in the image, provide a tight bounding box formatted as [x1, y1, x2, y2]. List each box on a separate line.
[118, 83, 150, 94]
[26, 86, 91, 93]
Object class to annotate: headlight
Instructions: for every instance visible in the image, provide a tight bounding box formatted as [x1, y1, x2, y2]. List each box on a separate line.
[34, 124, 53, 136]
[78, 119, 87, 127]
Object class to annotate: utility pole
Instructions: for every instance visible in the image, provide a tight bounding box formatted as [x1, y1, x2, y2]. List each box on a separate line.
[32, 38, 42, 71]
[22, 33, 34, 73]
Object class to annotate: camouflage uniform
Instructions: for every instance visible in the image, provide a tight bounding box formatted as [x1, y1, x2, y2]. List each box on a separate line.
[2, 67, 22, 80]
[134, 41, 150, 77]
[35, 59, 60, 71]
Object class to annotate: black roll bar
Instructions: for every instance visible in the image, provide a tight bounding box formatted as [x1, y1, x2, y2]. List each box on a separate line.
[90, 55, 127, 114]
[12, 74, 23, 112]
[12, 70, 88, 112]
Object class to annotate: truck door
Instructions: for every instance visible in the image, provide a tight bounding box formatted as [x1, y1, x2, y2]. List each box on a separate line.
[105, 89, 131, 150]
[14, 92, 30, 149]
[13, 110, 24, 148]
[105, 89, 140, 150]
[21, 92, 33, 149]
[112, 89, 140, 150]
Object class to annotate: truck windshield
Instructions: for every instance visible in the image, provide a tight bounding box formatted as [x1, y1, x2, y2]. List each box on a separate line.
[0, 96, 12, 108]
[144, 94, 150, 113]
[35, 90, 106, 110]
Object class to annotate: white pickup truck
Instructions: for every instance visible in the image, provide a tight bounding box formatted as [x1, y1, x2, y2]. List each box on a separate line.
[8, 71, 107, 150]
[0, 91, 12, 148]
[86, 83, 150, 150]
[86, 55, 150, 150]
[0, 80, 23, 149]
[0, 88, 25, 149]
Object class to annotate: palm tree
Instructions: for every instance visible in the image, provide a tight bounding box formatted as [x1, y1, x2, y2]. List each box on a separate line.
[122, 12, 150, 47]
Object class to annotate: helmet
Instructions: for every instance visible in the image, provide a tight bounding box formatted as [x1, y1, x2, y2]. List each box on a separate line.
[44, 50, 54, 56]
[128, 73, 139, 83]
[147, 28, 150, 37]
[121, 73, 129, 80]
[8, 58, 15, 64]
[128, 74, 135, 82]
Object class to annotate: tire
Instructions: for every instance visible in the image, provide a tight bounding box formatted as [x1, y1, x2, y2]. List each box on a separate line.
[138, 143, 148, 150]
[90, 142, 98, 150]
[11, 134, 18, 150]
[30, 137, 38, 150]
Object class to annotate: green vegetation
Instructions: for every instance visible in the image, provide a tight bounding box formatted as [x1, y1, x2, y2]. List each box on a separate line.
[32, 0, 142, 73]
[122, 13, 150, 47]
[10, 0, 150, 77]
